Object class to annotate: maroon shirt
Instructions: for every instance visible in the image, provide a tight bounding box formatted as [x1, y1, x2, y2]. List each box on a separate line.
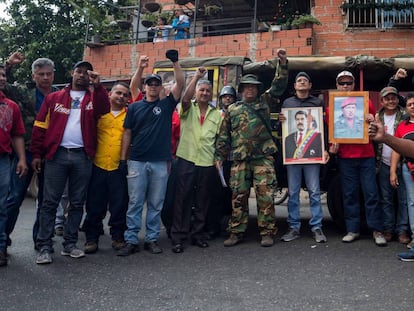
[0, 91, 25, 154]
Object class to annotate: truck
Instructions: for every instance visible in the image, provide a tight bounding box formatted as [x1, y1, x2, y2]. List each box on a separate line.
[153, 54, 414, 230]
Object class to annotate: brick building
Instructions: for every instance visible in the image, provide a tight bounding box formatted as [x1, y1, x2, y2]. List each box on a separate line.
[84, 0, 414, 91]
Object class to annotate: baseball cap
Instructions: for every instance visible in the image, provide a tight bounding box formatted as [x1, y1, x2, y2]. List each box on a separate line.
[380, 86, 398, 98]
[144, 74, 162, 85]
[295, 71, 311, 82]
[73, 61, 93, 71]
[336, 70, 354, 82]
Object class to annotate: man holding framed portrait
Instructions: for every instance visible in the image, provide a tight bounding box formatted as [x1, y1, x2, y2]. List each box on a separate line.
[279, 72, 329, 244]
[328, 70, 386, 247]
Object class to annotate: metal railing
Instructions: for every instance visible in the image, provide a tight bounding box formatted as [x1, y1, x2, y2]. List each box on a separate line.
[346, 0, 414, 28]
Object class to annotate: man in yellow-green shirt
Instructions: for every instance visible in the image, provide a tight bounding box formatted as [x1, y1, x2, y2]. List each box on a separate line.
[170, 67, 222, 253]
[82, 82, 131, 254]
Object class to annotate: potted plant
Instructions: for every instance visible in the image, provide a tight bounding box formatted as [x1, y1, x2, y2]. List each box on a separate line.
[175, 0, 190, 5]
[292, 14, 321, 29]
[141, 13, 158, 28]
[281, 21, 291, 30]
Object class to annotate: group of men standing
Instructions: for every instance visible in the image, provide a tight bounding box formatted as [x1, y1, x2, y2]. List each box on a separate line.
[2, 46, 413, 267]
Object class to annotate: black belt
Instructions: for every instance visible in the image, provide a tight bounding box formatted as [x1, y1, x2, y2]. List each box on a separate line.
[59, 146, 85, 153]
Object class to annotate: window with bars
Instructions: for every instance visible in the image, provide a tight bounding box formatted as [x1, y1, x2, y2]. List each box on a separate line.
[343, 0, 414, 28]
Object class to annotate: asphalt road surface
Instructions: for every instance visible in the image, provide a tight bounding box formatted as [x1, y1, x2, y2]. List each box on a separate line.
[1, 194, 413, 311]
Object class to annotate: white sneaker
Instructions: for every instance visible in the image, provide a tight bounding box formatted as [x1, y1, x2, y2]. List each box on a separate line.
[342, 232, 360, 243]
[373, 231, 387, 247]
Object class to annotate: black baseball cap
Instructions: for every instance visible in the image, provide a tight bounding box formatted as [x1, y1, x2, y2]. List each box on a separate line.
[144, 74, 162, 84]
[73, 61, 93, 71]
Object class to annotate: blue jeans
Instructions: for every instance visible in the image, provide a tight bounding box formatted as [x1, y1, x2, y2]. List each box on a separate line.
[37, 147, 92, 251]
[286, 164, 323, 231]
[378, 163, 408, 234]
[401, 165, 414, 239]
[6, 151, 33, 245]
[339, 157, 383, 233]
[0, 154, 11, 251]
[124, 160, 168, 244]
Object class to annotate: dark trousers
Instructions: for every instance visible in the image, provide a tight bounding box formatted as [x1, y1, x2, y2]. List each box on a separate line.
[170, 158, 217, 244]
[83, 165, 128, 242]
[37, 148, 92, 251]
[161, 158, 178, 237]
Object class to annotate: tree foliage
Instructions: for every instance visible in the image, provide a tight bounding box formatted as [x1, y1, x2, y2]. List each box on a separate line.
[0, 0, 135, 84]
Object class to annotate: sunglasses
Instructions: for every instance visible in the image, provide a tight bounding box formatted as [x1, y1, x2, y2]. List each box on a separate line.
[338, 81, 354, 86]
[147, 82, 161, 87]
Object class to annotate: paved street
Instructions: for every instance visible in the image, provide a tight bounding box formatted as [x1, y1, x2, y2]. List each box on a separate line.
[1, 193, 413, 311]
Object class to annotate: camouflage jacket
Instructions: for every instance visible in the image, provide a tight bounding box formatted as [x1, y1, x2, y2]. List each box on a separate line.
[215, 62, 288, 162]
[375, 105, 407, 168]
[3, 83, 58, 148]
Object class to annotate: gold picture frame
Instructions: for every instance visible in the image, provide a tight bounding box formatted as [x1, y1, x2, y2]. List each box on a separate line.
[281, 107, 325, 165]
[328, 91, 369, 144]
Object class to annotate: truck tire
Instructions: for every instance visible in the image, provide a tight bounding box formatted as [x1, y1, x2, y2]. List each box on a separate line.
[274, 187, 289, 205]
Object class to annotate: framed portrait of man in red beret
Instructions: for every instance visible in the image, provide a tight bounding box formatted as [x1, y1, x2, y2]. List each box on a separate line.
[328, 91, 369, 144]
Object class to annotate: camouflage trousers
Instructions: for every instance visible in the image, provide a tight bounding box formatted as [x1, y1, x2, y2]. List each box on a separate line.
[227, 156, 277, 236]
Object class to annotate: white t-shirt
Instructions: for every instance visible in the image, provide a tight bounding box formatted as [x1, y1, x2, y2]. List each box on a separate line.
[382, 113, 397, 166]
[60, 90, 86, 148]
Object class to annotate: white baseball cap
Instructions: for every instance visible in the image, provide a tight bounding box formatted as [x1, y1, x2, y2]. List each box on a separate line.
[336, 70, 354, 81]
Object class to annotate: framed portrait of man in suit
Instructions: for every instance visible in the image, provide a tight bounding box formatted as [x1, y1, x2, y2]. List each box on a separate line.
[281, 107, 325, 165]
[328, 91, 369, 144]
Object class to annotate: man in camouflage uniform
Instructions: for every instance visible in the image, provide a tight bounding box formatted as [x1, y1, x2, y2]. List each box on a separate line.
[215, 49, 288, 247]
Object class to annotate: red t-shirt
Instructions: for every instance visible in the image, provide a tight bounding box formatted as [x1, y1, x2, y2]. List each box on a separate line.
[326, 99, 376, 158]
[171, 110, 180, 157]
[0, 91, 25, 154]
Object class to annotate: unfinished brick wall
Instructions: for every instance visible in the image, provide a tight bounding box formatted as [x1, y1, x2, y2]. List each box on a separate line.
[85, 0, 414, 81]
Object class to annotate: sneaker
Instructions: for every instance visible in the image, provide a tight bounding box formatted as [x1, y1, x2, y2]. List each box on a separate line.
[36, 249, 52, 264]
[0, 251, 7, 267]
[342, 232, 360, 243]
[397, 249, 414, 262]
[373, 231, 387, 247]
[111, 240, 126, 251]
[223, 233, 243, 247]
[54, 226, 64, 236]
[383, 231, 393, 242]
[84, 241, 98, 254]
[313, 228, 327, 243]
[281, 228, 300, 242]
[398, 232, 410, 244]
[117, 243, 140, 257]
[260, 235, 274, 247]
[144, 241, 163, 254]
[407, 239, 414, 249]
[61, 247, 85, 258]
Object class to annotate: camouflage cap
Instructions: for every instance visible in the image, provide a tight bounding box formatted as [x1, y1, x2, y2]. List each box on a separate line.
[380, 86, 398, 98]
[238, 74, 263, 93]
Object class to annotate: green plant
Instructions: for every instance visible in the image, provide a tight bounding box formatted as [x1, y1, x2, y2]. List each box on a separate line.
[141, 13, 158, 28]
[291, 14, 321, 27]
[340, 1, 414, 12]
[203, 4, 223, 16]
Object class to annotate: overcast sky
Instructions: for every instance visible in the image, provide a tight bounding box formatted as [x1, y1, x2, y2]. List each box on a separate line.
[0, 2, 9, 19]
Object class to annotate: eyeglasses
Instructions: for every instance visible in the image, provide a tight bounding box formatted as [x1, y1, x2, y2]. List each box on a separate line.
[338, 81, 354, 86]
[147, 82, 161, 87]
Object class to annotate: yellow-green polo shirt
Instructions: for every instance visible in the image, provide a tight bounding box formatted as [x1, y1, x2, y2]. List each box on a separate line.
[176, 101, 222, 167]
[93, 108, 126, 171]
